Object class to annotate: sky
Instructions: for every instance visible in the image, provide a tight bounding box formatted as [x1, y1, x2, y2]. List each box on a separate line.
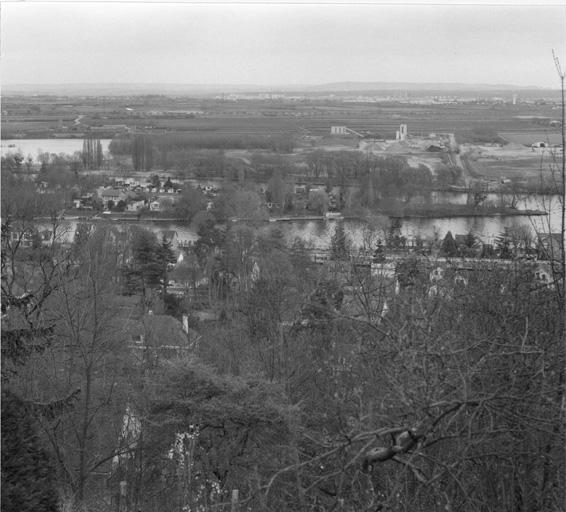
[1, 1, 565, 88]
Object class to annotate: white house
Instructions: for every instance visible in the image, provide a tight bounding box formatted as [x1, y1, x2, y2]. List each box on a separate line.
[149, 200, 160, 211]
[126, 200, 145, 212]
[98, 187, 126, 207]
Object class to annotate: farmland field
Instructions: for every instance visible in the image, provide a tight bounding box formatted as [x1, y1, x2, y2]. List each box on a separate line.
[461, 144, 561, 182]
[498, 131, 563, 145]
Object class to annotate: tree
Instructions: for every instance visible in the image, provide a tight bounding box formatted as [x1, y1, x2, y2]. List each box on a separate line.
[25, 230, 132, 504]
[441, 230, 458, 257]
[173, 184, 207, 221]
[435, 164, 463, 188]
[373, 237, 386, 262]
[330, 221, 351, 261]
[82, 137, 103, 170]
[193, 220, 225, 270]
[150, 174, 161, 188]
[400, 164, 433, 203]
[308, 189, 329, 215]
[2, 389, 59, 512]
[266, 172, 293, 212]
[386, 218, 406, 249]
[468, 181, 489, 208]
[157, 234, 177, 294]
[129, 356, 298, 511]
[495, 227, 514, 259]
[122, 229, 162, 295]
[459, 230, 480, 257]
[132, 135, 153, 172]
[306, 149, 330, 179]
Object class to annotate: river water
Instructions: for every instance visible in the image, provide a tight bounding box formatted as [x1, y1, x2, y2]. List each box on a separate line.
[41, 195, 560, 252]
[6, 140, 561, 249]
[1, 139, 112, 159]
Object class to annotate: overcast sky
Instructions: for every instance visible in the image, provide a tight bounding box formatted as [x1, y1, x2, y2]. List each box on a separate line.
[2, 2, 565, 88]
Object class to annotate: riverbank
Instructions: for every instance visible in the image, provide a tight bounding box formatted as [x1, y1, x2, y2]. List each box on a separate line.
[374, 204, 548, 219]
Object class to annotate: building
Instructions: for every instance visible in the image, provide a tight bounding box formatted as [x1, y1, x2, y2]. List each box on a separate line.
[331, 126, 348, 135]
[97, 187, 126, 207]
[396, 124, 408, 141]
[125, 200, 145, 212]
[127, 313, 201, 362]
[159, 230, 179, 251]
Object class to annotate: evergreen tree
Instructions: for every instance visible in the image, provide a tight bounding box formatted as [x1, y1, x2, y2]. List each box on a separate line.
[373, 237, 386, 262]
[151, 174, 161, 188]
[386, 218, 406, 249]
[193, 220, 225, 270]
[157, 234, 177, 294]
[441, 231, 458, 257]
[122, 230, 160, 294]
[330, 221, 350, 260]
[496, 227, 514, 259]
[1, 389, 59, 512]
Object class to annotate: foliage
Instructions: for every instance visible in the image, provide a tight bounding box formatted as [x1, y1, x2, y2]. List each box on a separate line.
[386, 217, 406, 249]
[307, 189, 329, 215]
[132, 135, 153, 172]
[329, 221, 351, 261]
[82, 137, 103, 170]
[137, 357, 297, 510]
[1, 389, 59, 512]
[193, 220, 225, 270]
[454, 127, 506, 144]
[435, 164, 464, 188]
[495, 226, 514, 259]
[122, 229, 176, 295]
[441, 230, 458, 257]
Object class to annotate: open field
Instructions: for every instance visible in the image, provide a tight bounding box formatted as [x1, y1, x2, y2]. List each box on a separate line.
[461, 143, 561, 182]
[498, 131, 563, 145]
[3, 92, 560, 140]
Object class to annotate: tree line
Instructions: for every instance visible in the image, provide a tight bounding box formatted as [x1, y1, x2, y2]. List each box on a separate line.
[2, 196, 563, 511]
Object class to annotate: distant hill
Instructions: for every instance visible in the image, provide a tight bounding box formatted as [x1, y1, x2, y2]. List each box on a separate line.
[1, 81, 554, 97]
[302, 82, 548, 92]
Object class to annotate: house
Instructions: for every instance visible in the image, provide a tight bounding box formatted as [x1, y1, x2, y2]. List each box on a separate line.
[126, 200, 145, 212]
[127, 313, 201, 361]
[159, 230, 179, 251]
[426, 144, 443, 152]
[149, 201, 160, 211]
[98, 187, 126, 207]
[9, 229, 34, 248]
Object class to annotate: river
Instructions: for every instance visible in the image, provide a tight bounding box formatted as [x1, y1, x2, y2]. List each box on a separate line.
[40, 195, 560, 252]
[6, 140, 562, 248]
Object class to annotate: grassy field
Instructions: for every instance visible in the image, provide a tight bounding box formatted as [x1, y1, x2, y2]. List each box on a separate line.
[2, 95, 561, 147]
[463, 147, 560, 182]
[498, 131, 563, 145]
